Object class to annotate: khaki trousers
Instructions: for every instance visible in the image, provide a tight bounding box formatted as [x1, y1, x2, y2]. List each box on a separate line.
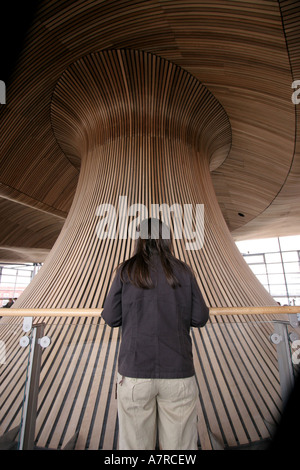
[117, 373, 198, 450]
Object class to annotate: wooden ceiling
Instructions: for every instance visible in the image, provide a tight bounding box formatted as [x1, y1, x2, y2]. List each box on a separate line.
[1, 2, 296, 449]
[0, 0, 299, 262]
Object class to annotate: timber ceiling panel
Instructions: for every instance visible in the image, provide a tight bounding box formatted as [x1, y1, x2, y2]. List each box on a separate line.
[0, 2, 297, 451]
[0, 0, 299, 261]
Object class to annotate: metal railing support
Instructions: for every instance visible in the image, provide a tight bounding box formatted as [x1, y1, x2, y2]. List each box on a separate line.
[270, 316, 299, 406]
[271, 322, 294, 405]
[19, 323, 45, 450]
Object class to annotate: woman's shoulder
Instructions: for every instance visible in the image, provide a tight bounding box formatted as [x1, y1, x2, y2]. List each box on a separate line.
[171, 257, 195, 279]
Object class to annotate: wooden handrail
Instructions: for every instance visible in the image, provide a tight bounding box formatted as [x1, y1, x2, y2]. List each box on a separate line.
[209, 306, 299, 316]
[0, 306, 299, 317]
[1, 308, 103, 317]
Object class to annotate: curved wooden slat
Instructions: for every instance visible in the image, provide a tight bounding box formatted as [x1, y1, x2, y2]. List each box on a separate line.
[1, 314, 286, 449]
[0, 0, 298, 259]
[9, 49, 273, 310]
[0, 49, 280, 450]
[1, 0, 298, 451]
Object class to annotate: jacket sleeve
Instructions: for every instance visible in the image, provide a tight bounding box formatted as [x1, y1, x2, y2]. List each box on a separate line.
[190, 275, 209, 327]
[101, 271, 123, 327]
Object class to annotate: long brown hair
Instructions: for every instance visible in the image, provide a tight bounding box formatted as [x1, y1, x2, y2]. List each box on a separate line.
[119, 218, 189, 289]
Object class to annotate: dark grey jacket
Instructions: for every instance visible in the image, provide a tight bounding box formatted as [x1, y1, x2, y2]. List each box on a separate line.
[102, 254, 209, 378]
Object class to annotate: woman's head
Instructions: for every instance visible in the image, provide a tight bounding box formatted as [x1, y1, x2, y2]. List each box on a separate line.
[120, 217, 185, 289]
[134, 218, 173, 257]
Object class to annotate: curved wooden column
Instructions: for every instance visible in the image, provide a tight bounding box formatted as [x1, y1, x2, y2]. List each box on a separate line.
[15, 49, 275, 309]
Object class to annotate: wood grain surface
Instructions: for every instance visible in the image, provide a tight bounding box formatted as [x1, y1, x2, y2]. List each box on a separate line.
[1, 0, 299, 450]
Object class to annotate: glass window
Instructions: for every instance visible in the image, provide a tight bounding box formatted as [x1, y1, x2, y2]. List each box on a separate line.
[282, 252, 299, 262]
[0, 289, 14, 297]
[279, 235, 300, 252]
[270, 285, 287, 296]
[273, 296, 289, 306]
[267, 264, 283, 274]
[244, 255, 264, 264]
[268, 274, 285, 284]
[1, 269, 16, 277]
[256, 274, 269, 285]
[262, 285, 271, 294]
[0, 263, 41, 303]
[265, 253, 281, 263]
[286, 273, 300, 284]
[249, 264, 266, 275]
[1, 275, 16, 284]
[237, 238, 279, 254]
[287, 285, 300, 296]
[17, 270, 32, 277]
[284, 262, 300, 273]
[16, 276, 31, 285]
